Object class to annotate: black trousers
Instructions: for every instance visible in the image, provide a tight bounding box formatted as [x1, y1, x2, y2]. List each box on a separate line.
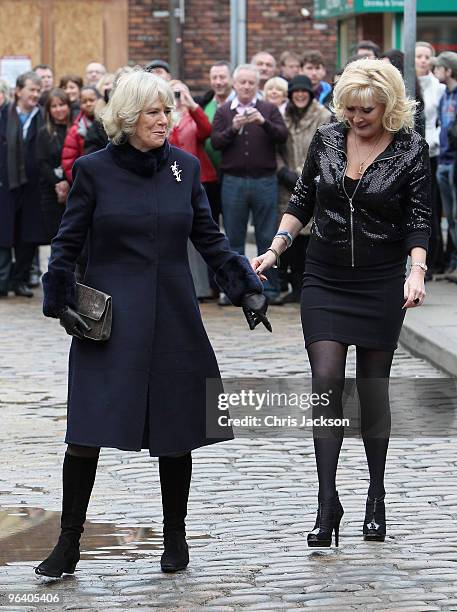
[0, 202, 36, 291]
[14, 190, 38, 285]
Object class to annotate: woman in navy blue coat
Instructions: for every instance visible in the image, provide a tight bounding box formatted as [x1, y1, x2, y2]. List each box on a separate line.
[35, 70, 269, 578]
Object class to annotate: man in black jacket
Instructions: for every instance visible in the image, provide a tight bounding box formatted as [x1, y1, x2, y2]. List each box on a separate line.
[0, 71, 45, 298]
[211, 63, 288, 304]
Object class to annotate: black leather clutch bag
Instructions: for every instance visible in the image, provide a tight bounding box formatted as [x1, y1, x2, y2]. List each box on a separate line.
[74, 282, 112, 341]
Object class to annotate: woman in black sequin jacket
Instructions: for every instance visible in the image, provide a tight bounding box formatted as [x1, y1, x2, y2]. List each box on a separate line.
[252, 59, 432, 549]
[283, 120, 431, 268]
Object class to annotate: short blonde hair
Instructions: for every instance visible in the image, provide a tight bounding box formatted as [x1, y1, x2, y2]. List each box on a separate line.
[263, 76, 288, 99]
[332, 59, 416, 132]
[96, 72, 115, 95]
[100, 69, 175, 144]
[416, 41, 435, 56]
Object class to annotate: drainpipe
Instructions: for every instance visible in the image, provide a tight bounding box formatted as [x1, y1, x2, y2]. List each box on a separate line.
[169, 0, 184, 78]
[230, 0, 246, 70]
[403, 0, 416, 99]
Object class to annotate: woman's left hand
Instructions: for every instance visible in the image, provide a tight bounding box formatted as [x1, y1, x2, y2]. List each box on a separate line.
[403, 268, 426, 309]
[173, 82, 197, 111]
[180, 88, 197, 111]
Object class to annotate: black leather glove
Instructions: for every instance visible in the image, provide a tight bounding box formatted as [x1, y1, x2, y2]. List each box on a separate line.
[59, 306, 91, 339]
[241, 292, 272, 332]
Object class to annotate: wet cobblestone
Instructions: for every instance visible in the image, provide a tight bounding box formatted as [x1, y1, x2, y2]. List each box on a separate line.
[0, 284, 456, 611]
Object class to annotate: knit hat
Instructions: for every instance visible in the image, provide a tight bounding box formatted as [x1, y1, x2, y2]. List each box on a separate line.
[288, 75, 314, 99]
[145, 59, 171, 74]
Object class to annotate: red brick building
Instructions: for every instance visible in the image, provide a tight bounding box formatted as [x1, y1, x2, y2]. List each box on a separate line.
[128, 0, 337, 93]
[0, 0, 336, 93]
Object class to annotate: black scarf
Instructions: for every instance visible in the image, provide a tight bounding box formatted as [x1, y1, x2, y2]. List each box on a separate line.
[6, 104, 27, 190]
[108, 140, 170, 177]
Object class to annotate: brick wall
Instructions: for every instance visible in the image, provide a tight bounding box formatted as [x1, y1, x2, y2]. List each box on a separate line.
[128, 0, 169, 66]
[128, 0, 337, 93]
[181, 0, 231, 92]
[246, 0, 337, 79]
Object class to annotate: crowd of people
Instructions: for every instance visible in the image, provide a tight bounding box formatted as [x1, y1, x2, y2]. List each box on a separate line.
[0, 42, 456, 304]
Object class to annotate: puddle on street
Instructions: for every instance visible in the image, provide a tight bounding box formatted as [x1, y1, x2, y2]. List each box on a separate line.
[0, 506, 165, 565]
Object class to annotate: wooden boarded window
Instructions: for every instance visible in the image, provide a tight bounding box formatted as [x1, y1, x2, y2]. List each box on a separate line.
[0, 0, 128, 81]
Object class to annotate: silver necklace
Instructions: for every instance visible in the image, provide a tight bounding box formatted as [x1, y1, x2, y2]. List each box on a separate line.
[354, 130, 384, 176]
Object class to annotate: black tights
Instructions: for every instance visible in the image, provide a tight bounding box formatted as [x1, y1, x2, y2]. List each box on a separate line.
[66, 444, 100, 458]
[307, 340, 393, 502]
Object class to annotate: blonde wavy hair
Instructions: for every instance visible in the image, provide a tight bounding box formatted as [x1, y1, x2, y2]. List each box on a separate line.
[100, 69, 175, 144]
[332, 59, 416, 132]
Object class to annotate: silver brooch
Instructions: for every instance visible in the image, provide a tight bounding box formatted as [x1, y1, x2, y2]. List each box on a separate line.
[170, 161, 182, 182]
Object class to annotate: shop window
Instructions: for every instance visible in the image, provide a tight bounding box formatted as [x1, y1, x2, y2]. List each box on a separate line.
[417, 16, 457, 53]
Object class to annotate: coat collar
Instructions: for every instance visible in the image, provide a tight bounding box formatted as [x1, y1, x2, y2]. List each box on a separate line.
[230, 95, 257, 111]
[108, 139, 171, 177]
[320, 121, 413, 161]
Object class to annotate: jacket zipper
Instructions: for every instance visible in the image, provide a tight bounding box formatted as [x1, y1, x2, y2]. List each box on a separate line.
[341, 160, 363, 268]
[324, 141, 360, 268]
[322, 140, 403, 268]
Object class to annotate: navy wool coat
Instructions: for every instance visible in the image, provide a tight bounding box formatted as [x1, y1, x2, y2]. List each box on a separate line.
[42, 141, 262, 456]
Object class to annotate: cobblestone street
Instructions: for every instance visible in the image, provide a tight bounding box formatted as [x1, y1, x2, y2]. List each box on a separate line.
[0, 289, 456, 611]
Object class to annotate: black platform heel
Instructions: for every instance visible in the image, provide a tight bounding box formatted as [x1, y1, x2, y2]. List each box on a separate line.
[307, 492, 344, 547]
[363, 494, 386, 541]
[34, 454, 98, 579]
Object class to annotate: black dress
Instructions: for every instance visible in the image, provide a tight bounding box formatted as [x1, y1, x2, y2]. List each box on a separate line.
[300, 176, 407, 352]
[37, 123, 68, 243]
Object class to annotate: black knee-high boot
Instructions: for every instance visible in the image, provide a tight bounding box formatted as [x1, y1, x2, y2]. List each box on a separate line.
[34, 453, 98, 578]
[159, 452, 192, 572]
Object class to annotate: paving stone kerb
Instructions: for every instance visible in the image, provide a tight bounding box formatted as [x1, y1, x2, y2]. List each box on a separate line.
[0, 287, 456, 610]
[400, 279, 457, 376]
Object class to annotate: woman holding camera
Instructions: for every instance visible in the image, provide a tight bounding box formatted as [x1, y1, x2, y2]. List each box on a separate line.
[252, 59, 431, 547]
[35, 70, 270, 579]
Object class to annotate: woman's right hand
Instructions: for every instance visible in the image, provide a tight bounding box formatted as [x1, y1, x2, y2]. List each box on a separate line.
[250, 250, 277, 281]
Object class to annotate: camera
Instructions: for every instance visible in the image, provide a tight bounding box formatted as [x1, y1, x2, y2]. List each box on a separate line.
[174, 91, 181, 100]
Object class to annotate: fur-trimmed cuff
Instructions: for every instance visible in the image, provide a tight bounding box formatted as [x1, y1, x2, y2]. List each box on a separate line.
[42, 269, 76, 317]
[215, 255, 263, 306]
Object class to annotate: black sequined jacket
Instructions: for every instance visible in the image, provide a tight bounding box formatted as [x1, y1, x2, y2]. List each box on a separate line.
[285, 122, 432, 267]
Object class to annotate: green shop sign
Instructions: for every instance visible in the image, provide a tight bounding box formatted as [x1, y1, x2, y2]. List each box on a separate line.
[314, 0, 455, 17]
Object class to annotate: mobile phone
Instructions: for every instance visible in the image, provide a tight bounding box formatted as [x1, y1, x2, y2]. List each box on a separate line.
[174, 91, 181, 100]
